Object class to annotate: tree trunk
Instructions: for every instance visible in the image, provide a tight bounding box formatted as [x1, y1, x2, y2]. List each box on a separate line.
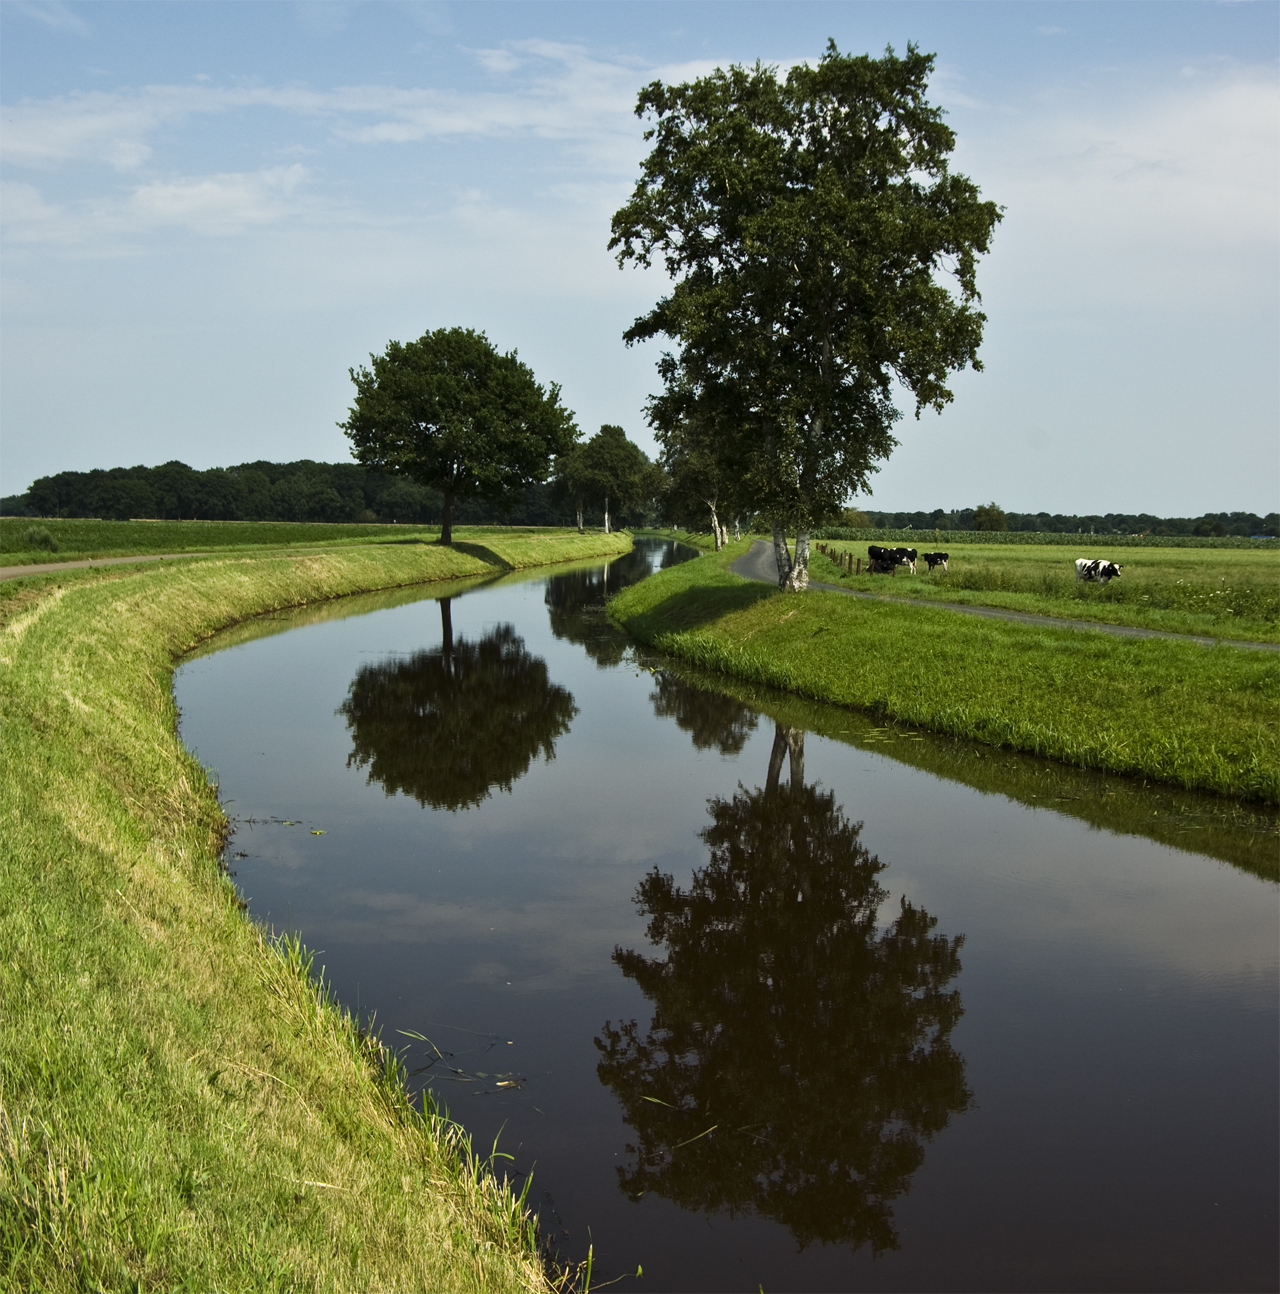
[576, 503, 583, 531]
[733, 516, 741, 541]
[770, 524, 794, 588]
[709, 502, 722, 551]
[785, 726, 805, 790]
[604, 496, 610, 534]
[783, 531, 810, 592]
[440, 489, 455, 545]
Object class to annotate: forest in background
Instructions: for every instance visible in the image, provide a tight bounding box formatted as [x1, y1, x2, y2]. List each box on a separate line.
[2, 458, 1275, 538]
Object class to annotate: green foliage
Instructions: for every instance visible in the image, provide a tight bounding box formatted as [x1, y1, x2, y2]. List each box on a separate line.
[609, 550, 1280, 802]
[341, 327, 578, 542]
[19, 527, 56, 552]
[812, 526, 1278, 549]
[611, 40, 1001, 536]
[972, 501, 1007, 531]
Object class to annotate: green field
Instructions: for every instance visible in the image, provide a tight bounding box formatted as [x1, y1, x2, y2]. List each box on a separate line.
[0, 517, 513, 565]
[609, 545, 1279, 803]
[0, 532, 629, 1291]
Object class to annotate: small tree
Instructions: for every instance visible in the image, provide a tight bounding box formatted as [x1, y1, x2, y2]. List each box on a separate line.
[340, 327, 577, 544]
[972, 501, 1007, 531]
[611, 41, 1001, 589]
[566, 424, 653, 534]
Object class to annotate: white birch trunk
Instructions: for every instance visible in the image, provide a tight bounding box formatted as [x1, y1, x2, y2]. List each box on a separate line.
[576, 504, 583, 531]
[783, 532, 811, 592]
[733, 516, 741, 541]
[709, 502, 722, 551]
[604, 496, 610, 534]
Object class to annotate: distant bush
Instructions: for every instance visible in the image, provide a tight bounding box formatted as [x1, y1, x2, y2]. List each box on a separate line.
[21, 526, 57, 552]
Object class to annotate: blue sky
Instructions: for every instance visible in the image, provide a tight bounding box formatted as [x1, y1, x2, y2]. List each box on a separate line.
[2, 0, 1276, 514]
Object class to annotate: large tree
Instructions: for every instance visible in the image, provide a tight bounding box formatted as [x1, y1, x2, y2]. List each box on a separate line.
[610, 41, 1001, 589]
[340, 327, 577, 544]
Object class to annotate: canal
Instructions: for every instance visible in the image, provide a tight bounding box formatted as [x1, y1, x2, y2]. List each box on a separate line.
[174, 539, 1278, 1293]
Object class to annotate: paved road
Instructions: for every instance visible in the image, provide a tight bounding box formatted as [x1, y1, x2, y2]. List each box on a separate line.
[729, 540, 1280, 653]
[0, 552, 211, 581]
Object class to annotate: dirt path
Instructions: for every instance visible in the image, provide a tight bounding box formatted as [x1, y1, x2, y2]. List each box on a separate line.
[729, 540, 1280, 653]
[0, 552, 212, 581]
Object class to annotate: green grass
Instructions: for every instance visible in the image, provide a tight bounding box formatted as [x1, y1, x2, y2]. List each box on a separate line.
[609, 548, 1280, 803]
[0, 518, 590, 566]
[0, 531, 628, 1291]
[807, 540, 1280, 642]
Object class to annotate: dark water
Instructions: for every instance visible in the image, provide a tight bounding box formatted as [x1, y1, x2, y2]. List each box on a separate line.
[174, 540, 1279, 1293]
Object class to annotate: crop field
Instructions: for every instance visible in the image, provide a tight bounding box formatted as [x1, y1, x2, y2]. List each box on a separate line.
[808, 540, 1280, 642]
[0, 517, 560, 565]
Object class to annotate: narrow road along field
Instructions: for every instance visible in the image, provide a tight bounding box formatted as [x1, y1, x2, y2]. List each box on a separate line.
[730, 540, 1280, 652]
[609, 545, 1279, 803]
[0, 531, 628, 1292]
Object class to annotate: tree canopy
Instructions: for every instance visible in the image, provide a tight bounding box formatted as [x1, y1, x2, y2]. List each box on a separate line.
[552, 424, 656, 534]
[340, 327, 578, 543]
[337, 603, 577, 811]
[611, 40, 1002, 588]
[596, 723, 970, 1252]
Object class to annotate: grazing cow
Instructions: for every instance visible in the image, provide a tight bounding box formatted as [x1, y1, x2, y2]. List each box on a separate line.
[868, 544, 917, 574]
[922, 551, 949, 572]
[1075, 558, 1123, 585]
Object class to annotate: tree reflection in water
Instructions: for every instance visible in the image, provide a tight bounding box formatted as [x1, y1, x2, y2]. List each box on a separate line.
[597, 723, 970, 1254]
[544, 546, 668, 668]
[337, 597, 577, 811]
[648, 669, 758, 757]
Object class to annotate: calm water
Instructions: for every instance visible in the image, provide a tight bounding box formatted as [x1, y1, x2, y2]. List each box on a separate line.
[174, 540, 1278, 1293]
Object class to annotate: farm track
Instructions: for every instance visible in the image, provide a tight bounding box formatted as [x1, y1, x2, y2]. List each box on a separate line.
[730, 540, 1280, 653]
[0, 552, 211, 579]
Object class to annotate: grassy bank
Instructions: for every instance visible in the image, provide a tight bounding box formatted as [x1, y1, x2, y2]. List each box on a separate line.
[0, 519, 583, 567]
[609, 548, 1279, 803]
[0, 531, 628, 1290]
[809, 540, 1280, 642]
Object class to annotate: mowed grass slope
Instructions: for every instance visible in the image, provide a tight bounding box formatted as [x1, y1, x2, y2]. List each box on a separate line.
[0, 518, 565, 566]
[609, 549, 1279, 803]
[1, 532, 628, 1291]
[808, 540, 1280, 642]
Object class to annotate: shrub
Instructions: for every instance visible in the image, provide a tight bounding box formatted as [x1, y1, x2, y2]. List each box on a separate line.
[21, 526, 57, 552]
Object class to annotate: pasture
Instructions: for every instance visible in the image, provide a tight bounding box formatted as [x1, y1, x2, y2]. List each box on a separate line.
[809, 540, 1280, 642]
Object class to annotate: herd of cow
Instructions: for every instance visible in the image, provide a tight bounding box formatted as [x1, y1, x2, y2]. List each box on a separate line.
[815, 542, 1125, 585]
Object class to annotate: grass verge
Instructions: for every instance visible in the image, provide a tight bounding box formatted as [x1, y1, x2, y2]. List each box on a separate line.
[0, 531, 628, 1291]
[609, 548, 1280, 804]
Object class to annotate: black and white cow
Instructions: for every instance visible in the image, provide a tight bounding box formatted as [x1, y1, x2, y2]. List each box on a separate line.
[1075, 558, 1123, 585]
[922, 551, 949, 572]
[868, 544, 918, 574]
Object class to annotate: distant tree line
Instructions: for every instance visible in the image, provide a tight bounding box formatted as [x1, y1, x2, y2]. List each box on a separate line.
[1, 458, 651, 530]
[853, 506, 1278, 538]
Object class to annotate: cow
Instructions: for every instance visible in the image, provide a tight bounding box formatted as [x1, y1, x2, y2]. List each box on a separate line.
[1075, 558, 1123, 585]
[922, 551, 949, 572]
[868, 544, 917, 574]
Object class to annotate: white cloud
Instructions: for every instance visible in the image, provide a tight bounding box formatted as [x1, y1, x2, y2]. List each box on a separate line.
[9, 1, 91, 37]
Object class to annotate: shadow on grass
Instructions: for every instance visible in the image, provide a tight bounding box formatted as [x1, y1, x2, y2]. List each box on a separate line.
[449, 541, 515, 570]
[627, 580, 777, 636]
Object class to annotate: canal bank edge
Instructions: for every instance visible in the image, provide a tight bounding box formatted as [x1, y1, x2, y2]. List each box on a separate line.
[608, 545, 1280, 805]
[0, 532, 629, 1292]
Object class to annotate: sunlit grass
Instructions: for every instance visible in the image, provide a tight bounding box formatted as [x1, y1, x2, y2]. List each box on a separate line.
[0, 535, 627, 1290]
[610, 550, 1279, 803]
[807, 541, 1280, 642]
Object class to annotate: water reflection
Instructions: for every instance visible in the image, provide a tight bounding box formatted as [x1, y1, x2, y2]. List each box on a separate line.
[545, 545, 682, 668]
[337, 597, 577, 811]
[596, 723, 971, 1254]
[649, 668, 759, 757]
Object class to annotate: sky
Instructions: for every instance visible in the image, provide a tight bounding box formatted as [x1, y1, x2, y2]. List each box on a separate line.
[1, 0, 1276, 515]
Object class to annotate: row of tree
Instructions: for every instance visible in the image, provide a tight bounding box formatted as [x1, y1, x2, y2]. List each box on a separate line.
[9, 458, 1268, 542]
[855, 505, 1279, 538]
